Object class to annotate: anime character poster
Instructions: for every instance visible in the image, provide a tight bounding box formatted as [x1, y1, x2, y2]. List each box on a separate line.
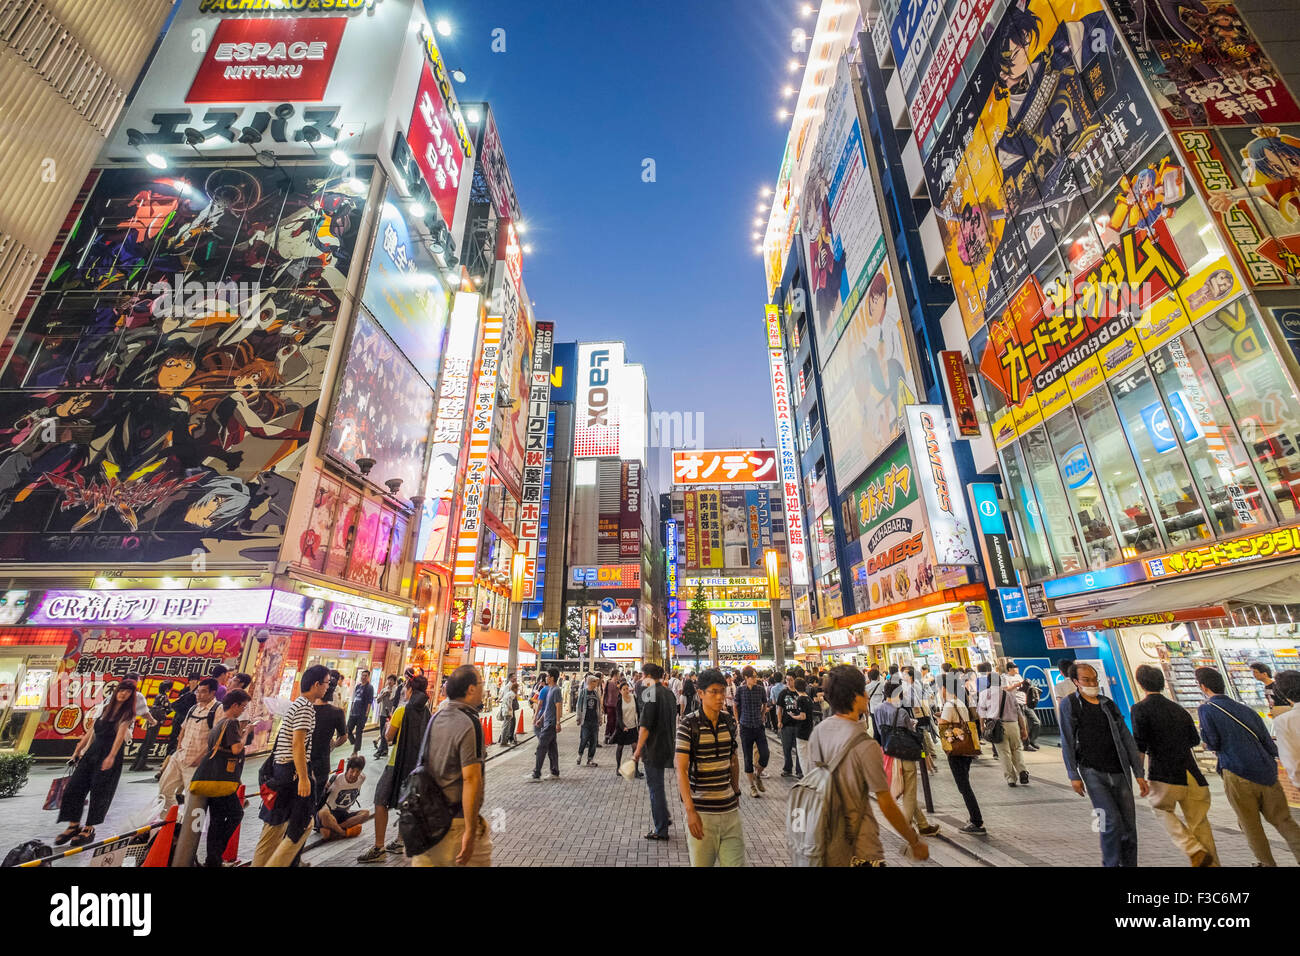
[800, 55, 888, 360]
[1205, 124, 1300, 284]
[819, 259, 918, 489]
[324, 308, 435, 497]
[1108, 0, 1300, 129]
[923, 0, 1163, 339]
[0, 163, 369, 565]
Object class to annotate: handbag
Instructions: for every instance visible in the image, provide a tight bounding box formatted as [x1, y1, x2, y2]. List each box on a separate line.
[190, 718, 242, 797]
[43, 772, 72, 811]
[938, 703, 981, 757]
[256, 722, 288, 811]
[981, 689, 1008, 744]
[881, 704, 926, 761]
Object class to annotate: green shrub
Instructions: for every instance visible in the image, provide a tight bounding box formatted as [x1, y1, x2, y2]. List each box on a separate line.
[0, 751, 35, 798]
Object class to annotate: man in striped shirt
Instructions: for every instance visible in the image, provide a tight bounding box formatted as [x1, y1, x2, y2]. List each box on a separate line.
[676, 668, 745, 866]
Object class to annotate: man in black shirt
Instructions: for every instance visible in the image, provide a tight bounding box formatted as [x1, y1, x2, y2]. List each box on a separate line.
[632, 662, 677, 841]
[776, 673, 804, 777]
[1130, 664, 1217, 867]
[347, 669, 374, 755]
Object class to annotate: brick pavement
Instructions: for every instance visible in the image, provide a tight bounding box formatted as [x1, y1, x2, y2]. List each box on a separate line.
[6, 721, 1299, 867]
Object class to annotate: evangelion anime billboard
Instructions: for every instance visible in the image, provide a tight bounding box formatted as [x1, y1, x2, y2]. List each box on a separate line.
[923, 0, 1163, 339]
[0, 162, 368, 564]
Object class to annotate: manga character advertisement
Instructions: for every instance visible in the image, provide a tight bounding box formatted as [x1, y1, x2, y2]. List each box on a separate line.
[1107, 0, 1300, 129]
[923, 0, 1163, 339]
[31, 626, 245, 758]
[802, 56, 888, 361]
[980, 140, 1240, 416]
[0, 162, 369, 565]
[324, 309, 435, 498]
[819, 259, 918, 489]
[1181, 124, 1300, 287]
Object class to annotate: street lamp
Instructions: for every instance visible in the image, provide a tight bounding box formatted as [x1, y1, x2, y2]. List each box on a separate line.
[765, 548, 786, 670]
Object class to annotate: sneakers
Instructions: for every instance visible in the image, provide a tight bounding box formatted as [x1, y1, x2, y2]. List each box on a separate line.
[643, 831, 668, 841]
[385, 838, 404, 852]
[919, 824, 941, 836]
[755, 774, 766, 793]
[357, 845, 386, 863]
[528, 772, 541, 780]
[550, 771, 561, 778]
[960, 823, 987, 834]
[750, 783, 760, 798]
[586, 761, 599, 767]
[1019, 770, 1030, 785]
[1007, 780, 1018, 787]
[576, 757, 583, 766]
[780, 771, 793, 778]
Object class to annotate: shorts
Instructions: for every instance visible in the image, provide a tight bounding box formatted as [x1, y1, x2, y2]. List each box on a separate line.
[374, 765, 401, 809]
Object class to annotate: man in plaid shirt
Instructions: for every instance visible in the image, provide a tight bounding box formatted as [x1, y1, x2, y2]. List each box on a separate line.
[734, 666, 770, 798]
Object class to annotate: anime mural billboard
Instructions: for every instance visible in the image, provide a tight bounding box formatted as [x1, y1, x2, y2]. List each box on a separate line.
[0, 163, 368, 564]
[923, 0, 1163, 339]
[1107, 0, 1300, 129]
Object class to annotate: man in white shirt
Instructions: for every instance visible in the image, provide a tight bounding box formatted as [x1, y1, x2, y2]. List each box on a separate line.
[1273, 671, 1300, 786]
[978, 663, 1028, 786]
[158, 677, 218, 808]
[1052, 657, 1077, 711]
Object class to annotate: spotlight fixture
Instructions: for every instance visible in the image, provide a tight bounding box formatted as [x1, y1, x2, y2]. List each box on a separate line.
[238, 126, 263, 145]
[761, 187, 772, 197]
[452, 69, 467, 83]
[273, 102, 295, 121]
[183, 127, 205, 147]
[255, 149, 277, 168]
[465, 107, 481, 123]
[410, 201, 426, 218]
[788, 59, 800, 72]
[145, 152, 167, 169]
[329, 148, 348, 166]
[298, 124, 322, 145]
[523, 243, 533, 254]
[436, 18, 452, 36]
[777, 109, 789, 121]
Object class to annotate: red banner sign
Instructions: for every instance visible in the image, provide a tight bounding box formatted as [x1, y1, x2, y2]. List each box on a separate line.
[940, 351, 980, 437]
[672, 449, 778, 485]
[186, 18, 346, 103]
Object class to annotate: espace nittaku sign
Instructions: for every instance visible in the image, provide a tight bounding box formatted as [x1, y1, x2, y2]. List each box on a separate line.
[187, 18, 346, 103]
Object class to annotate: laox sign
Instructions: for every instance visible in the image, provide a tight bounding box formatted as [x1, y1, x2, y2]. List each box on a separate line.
[586, 349, 611, 426]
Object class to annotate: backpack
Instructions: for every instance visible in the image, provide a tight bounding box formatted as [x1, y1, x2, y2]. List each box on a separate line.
[397, 707, 483, 857]
[3, 839, 52, 867]
[682, 710, 737, 790]
[787, 731, 872, 867]
[1023, 681, 1039, 709]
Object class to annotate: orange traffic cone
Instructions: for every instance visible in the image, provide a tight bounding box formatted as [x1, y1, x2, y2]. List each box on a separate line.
[223, 785, 245, 863]
[141, 803, 179, 867]
[336, 758, 345, 774]
[482, 715, 494, 745]
[517, 709, 525, 736]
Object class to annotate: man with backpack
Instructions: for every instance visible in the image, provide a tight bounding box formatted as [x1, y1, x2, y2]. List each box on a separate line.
[158, 677, 219, 809]
[358, 674, 430, 863]
[979, 664, 1029, 786]
[793, 665, 929, 866]
[873, 692, 941, 838]
[1008, 663, 1042, 751]
[676, 669, 744, 866]
[632, 662, 676, 841]
[410, 665, 491, 867]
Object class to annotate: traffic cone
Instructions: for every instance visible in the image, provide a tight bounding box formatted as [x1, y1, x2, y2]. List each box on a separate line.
[483, 715, 494, 745]
[141, 803, 179, 867]
[336, 758, 344, 774]
[223, 785, 245, 863]
[517, 709, 525, 736]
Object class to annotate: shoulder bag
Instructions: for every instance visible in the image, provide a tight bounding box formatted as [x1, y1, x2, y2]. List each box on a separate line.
[981, 689, 1008, 744]
[190, 718, 242, 797]
[881, 705, 926, 761]
[938, 702, 982, 757]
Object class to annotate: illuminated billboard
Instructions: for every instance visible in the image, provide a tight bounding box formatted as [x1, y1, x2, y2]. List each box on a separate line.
[574, 342, 624, 458]
[671, 449, 777, 485]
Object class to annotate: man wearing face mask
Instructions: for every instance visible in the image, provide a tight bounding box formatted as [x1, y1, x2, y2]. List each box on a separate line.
[1058, 663, 1148, 866]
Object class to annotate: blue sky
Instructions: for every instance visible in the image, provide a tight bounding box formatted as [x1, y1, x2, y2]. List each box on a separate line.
[441, 0, 798, 449]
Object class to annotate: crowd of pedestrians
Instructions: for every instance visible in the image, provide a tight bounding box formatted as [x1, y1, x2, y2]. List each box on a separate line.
[38, 649, 1300, 870]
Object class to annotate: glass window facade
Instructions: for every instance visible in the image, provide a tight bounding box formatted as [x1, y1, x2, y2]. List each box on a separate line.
[998, 296, 1300, 583]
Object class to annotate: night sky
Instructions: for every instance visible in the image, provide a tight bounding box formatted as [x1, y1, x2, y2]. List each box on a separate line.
[440, 0, 800, 453]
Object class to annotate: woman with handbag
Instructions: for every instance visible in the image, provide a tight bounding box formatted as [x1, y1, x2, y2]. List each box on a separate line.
[938, 694, 986, 834]
[54, 680, 138, 847]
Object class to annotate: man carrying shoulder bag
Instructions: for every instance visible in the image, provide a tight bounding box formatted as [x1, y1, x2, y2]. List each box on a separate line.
[978, 664, 1029, 787]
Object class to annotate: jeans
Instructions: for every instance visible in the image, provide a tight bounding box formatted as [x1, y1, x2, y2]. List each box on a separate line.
[346, 714, 366, 753]
[578, 721, 598, 762]
[687, 808, 746, 866]
[947, 755, 983, 827]
[533, 726, 559, 776]
[1023, 707, 1041, 747]
[375, 714, 390, 756]
[739, 724, 769, 774]
[644, 763, 670, 836]
[1078, 766, 1138, 867]
[780, 725, 801, 773]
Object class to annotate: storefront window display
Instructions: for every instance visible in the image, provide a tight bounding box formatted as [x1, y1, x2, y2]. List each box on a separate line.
[999, 440, 1056, 579]
[1148, 332, 1273, 535]
[1195, 299, 1300, 522]
[1111, 363, 1213, 546]
[1022, 427, 1087, 571]
[1044, 411, 1123, 567]
[1073, 389, 1165, 557]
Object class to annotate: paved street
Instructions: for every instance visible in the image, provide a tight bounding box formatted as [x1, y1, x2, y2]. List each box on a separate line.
[7, 716, 1299, 867]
